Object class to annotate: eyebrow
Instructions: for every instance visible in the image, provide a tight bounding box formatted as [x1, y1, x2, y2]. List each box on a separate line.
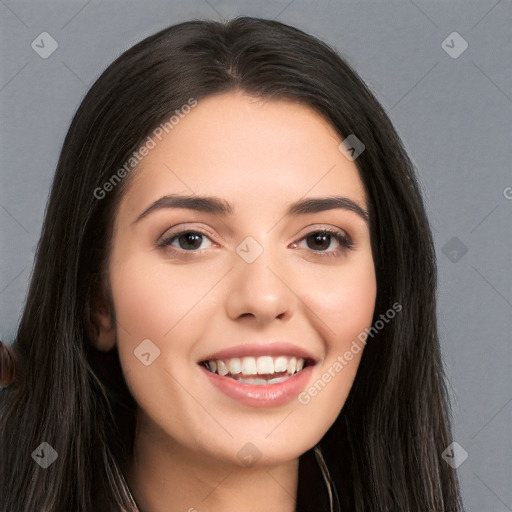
[287, 196, 368, 222]
[133, 194, 369, 224]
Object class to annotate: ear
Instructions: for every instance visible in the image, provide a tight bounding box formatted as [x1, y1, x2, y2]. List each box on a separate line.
[88, 293, 117, 352]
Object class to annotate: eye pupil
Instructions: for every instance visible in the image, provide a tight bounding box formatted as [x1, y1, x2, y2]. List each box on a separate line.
[307, 233, 331, 251]
[179, 233, 203, 250]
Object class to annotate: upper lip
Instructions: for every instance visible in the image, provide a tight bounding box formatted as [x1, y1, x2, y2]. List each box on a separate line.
[198, 341, 319, 364]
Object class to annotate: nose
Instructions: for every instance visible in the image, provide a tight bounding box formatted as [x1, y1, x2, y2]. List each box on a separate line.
[224, 247, 296, 325]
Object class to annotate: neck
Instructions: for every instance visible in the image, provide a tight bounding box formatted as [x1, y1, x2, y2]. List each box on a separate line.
[125, 419, 299, 512]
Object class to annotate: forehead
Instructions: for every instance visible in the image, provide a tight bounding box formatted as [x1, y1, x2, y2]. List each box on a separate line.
[118, 92, 367, 219]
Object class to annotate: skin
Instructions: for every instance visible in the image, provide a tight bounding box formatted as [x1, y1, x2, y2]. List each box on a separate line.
[93, 91, 377, 512]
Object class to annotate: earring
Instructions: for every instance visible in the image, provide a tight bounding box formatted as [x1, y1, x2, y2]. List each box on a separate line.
[314, 444, 341, 512]
[0, 340, 15, 387]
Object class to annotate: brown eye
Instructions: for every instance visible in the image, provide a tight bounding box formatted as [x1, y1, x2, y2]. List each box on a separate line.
[158, 230, 215, 253]
[302, 230, 352, 252]
[306, 232, 333, 251]
[289, 228, 353, 259]
[176, 232, 204, 250]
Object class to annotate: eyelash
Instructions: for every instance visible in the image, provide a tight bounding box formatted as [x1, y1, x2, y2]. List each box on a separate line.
[157, 227, 354, 259]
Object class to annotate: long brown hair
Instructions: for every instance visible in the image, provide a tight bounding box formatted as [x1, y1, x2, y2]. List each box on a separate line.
[0, 16, 463, 511]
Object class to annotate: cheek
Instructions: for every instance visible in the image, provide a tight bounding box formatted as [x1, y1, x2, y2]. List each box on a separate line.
[109, 262, 173, 340]
[306, 260, 377, 349]
[296, 261, 376, 423]
[107, 253, 227, 389]
[109, 255, 215, 340]
[107, 256, 215, 430]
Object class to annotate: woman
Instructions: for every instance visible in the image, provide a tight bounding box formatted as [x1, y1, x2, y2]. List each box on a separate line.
[0, 16, 463, 512]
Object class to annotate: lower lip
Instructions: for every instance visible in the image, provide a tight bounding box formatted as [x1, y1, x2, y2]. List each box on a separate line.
[200, 365, 314, 407]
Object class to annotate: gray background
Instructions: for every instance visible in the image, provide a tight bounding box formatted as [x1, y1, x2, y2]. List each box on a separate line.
[0, 0, 510, 510]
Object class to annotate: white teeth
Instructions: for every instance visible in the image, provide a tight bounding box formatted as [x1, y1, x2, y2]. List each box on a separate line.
[274, 356, 288, 373]
[237, 377, 268, 385]
[203, 355, 307, 381]
[267, 376, 289, 385]
[256, 356, 274, 375]
[229, 357, 241, 375]
[241, 357, 257, 375]
[217, 360, 229, 376]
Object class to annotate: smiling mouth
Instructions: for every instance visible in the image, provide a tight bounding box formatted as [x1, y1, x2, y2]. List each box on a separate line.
[199, 355, 314, 385]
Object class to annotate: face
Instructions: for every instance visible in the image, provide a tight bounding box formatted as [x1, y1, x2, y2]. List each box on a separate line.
[97, 92, 376, 467]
